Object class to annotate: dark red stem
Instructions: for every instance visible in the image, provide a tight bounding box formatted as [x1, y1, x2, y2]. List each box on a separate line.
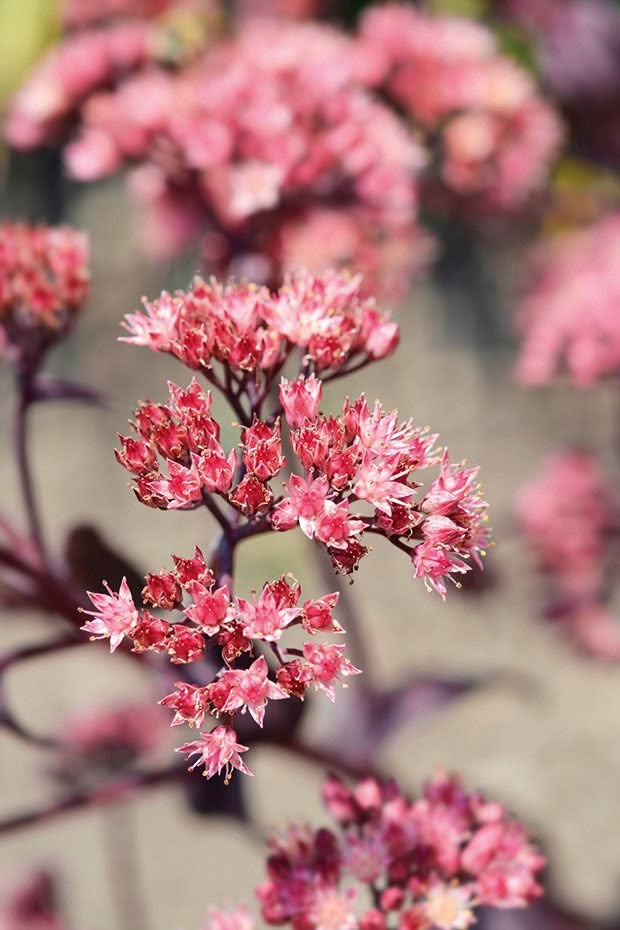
[201, 490, 234, 539]
[0, 738, 386, 837]
[0, 765, 186, 837]
[15, 369, 47, 563]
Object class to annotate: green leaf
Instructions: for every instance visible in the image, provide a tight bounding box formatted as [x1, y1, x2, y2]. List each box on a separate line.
[428, 0, 489, 17]
[494, 23, 538, 73]
[0, 0, 60, 105]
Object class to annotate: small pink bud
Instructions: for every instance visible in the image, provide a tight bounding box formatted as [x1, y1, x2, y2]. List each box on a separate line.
[279, 374, 322, 429]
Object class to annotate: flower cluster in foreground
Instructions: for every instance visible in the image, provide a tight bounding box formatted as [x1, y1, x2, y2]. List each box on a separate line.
[117, 271, 490, 591]
[81, 565, 360, 779]
[517, 451, 620, 659]
[0, 224, 90, 360]
[81, 269, 489, 779]
[515, 212, 620, 387]
[204, 772, 544, 930]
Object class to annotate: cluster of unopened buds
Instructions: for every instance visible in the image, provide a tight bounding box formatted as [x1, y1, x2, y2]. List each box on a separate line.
[203, 771, 544, 930]
[515, 212, 620, 387]
[517, 451, 620, 660]
[5, 4, 562, 294]
[0, 223, 90, 362]
[81, 269, 490, 779]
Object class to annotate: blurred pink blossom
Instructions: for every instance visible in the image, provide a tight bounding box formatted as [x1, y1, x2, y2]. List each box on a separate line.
[360, 3, 563, 208]
[0, 872, 63, 930]
[6, 6, 562, 291]
[517, 451, 620, 659]
[5, 24, 151, 148]
[57, 702, 165, 774]
[252, 772, 543, 930]
[517, 451, 607, 601]
[516, 213, 620, 386]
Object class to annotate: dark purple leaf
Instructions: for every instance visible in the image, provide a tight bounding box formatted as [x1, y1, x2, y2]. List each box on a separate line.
[64, 525, 145, 603]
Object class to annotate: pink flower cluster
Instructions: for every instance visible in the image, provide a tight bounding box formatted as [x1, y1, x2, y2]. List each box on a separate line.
[204, 771, 544, 930]
[265, 207, 435, 304]
[81, 562, 360, 780]
[120, 270, 398, 378]
[117, 271, 489, 592]
[82, 268, 489, 779]
[70, 17, 425, 293]
[4, 0, 223, 151]
[517, 451, 620, 659]
[360, 3, 563, 209]
[515, 213, 620, 387]
[4, 23, 153, 152]
[7, 7, 561, 292]
[5, 14, 425, 293]
[0, 223, 90, 358]
[517, 451, 608, 600]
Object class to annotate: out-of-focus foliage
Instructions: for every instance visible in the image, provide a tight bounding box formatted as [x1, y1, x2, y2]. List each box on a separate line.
[427, 0, 489, 16]
[0, 0, 60, 105]
[544, 156, 620, 233]
[494, 23, 536, 72]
